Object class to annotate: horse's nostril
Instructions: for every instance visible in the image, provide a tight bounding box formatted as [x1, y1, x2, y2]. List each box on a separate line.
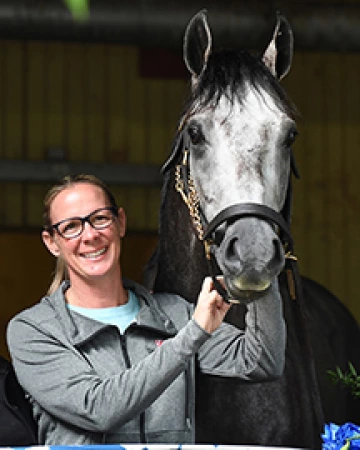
[225, 237, 238, 260]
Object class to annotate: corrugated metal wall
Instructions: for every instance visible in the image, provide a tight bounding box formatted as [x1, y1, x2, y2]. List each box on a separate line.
[0, 40, 359, 359]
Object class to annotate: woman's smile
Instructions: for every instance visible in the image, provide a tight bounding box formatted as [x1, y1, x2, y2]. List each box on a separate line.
[81, 247, 108, 259]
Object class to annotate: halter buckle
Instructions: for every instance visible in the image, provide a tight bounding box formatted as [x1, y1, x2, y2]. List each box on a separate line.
[285, 251, 297, 261]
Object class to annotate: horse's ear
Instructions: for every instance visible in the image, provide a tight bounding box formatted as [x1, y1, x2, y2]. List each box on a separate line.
[262, 14, 293, 81]
[183, 10, 212, 81]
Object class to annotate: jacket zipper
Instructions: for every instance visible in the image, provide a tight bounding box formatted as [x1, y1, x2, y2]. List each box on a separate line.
[119, 334, 147, 444]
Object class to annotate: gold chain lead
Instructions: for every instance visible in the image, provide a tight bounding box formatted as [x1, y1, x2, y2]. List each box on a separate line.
[175, 153, 205, 241]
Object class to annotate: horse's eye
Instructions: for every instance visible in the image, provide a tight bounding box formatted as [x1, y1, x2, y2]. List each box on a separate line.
[285, 129, 298, 147]
[187, 124, 204, 145]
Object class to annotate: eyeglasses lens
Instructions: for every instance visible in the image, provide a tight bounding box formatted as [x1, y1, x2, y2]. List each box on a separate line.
[58, 219, 83, 238]
[56, 208, 115, 238]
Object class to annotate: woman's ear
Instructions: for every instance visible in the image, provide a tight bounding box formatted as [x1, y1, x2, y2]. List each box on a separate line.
[117, 207, 127, 238]
[42, 230, 60, 257]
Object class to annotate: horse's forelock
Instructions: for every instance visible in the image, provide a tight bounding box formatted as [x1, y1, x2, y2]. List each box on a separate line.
[187, 50, 297, 119]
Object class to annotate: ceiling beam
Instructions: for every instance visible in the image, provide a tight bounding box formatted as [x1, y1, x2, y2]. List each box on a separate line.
[0, 160, 162, 185]
[0, 1, 358, 52]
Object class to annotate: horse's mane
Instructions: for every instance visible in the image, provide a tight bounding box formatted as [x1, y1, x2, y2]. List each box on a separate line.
[184, 50, 298, 120]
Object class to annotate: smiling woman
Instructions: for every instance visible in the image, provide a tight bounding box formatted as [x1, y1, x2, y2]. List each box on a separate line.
[5, 173, 286, 445]
[41, 177, 126, 303]
[40, 174, 126, 298]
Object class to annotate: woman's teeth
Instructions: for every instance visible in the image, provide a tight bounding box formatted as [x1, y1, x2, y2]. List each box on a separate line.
[83, 248, 106, 258]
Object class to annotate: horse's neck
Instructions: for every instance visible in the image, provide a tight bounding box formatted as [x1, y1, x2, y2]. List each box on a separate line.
[153, 170, 208, 304]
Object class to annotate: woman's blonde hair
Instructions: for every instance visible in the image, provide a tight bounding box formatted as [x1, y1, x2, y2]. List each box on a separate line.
[43, 174, 118, 295]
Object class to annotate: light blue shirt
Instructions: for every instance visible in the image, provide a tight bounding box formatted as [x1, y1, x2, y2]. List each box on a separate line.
[68, 290, 140, 333]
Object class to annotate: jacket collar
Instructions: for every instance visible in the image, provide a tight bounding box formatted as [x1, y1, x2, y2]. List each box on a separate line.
[45, 280, 178, 346]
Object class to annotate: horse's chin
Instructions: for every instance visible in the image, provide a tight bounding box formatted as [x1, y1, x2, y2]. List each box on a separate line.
[225, 276, 272, 304]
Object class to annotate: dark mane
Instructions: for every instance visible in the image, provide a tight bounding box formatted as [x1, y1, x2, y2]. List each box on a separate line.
[184, 50, 297, 120]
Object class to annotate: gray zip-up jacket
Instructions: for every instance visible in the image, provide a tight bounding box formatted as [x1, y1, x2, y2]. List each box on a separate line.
[7, 278, 285, 445]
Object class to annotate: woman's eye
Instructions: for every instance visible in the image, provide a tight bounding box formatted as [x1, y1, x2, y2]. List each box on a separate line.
[63, 221, 79, 233]
[188, 124, 204, 145]
[93, 215, 108, 224]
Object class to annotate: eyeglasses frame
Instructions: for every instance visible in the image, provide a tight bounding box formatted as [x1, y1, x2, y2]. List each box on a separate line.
[46, 206, 119, 239]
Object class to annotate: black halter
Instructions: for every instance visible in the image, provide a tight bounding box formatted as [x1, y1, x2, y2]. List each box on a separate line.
[163, 125, 300, 303]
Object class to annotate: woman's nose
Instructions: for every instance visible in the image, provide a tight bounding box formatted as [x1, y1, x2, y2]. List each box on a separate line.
[81, 221, 99, 239]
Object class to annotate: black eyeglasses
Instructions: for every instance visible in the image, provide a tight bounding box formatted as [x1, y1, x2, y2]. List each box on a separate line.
[48, 207, 118, 239]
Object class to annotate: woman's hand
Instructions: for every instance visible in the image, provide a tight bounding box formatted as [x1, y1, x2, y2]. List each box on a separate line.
[192, 277, 231, 333]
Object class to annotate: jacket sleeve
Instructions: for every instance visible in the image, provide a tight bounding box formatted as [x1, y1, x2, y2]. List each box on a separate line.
[6, 314, 208, 433]
[196, 278, 286, 380]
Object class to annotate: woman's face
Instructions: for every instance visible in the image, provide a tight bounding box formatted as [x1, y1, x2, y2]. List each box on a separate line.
[42, 183, 126, 284]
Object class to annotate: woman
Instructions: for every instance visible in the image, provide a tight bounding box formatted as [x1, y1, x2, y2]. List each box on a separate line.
[7, 174, 286, 445]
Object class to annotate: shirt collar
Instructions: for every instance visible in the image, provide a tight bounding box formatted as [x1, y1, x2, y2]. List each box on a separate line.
[47, 279, 178, 346]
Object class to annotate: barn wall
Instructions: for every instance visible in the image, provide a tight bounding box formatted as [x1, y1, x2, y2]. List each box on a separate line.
[283, 52, 360, 325]
[0, 40, 359, 357]
[0, 41, 187, 231]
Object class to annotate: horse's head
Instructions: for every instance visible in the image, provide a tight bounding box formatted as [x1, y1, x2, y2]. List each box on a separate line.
[164, 10, 299, 302]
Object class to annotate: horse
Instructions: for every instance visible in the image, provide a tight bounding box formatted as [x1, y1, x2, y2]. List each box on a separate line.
[145, 10, 360, 449]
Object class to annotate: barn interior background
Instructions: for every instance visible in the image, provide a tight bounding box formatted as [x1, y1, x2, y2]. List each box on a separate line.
[0, 0, 360, 357]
